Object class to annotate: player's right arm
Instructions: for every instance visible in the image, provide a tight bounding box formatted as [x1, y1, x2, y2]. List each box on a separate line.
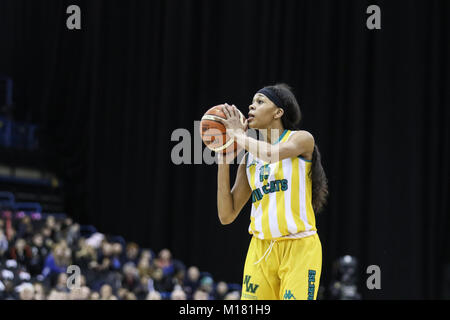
[217, 153, 252, 225]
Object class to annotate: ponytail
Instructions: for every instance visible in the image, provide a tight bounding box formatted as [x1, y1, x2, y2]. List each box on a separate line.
[309, 144, 328, 213]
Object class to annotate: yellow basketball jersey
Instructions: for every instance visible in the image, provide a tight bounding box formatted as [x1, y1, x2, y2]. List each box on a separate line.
[245, 130, 317, 240]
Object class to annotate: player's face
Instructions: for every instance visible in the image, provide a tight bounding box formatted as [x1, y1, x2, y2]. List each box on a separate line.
[248, 94, 279, 129]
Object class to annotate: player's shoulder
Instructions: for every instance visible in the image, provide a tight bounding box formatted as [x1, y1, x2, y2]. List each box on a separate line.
[288, 130, 315, 143]
[287, 130, 315, 159]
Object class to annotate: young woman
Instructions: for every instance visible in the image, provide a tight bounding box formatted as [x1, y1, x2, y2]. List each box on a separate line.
[216, 83, 328, 300]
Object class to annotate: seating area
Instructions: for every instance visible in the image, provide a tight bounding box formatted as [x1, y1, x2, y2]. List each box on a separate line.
[0, 191, 242, 300]
[0, 75, 38, 152]
[0, 116, 39, 151]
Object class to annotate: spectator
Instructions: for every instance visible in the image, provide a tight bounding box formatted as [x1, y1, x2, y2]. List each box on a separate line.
[0, 278, 17, 300]
[42, 243, 69, 286]
[46, 289, 58, 300]
[45, 216, 55, 229]
[0, 229, 8, 260]
[151, 267, 174, 293]
[80, 286, 91, 300]
[55, 273, 69, 292]
[110, 242, 123, 271]
[137, 256, 153, 279]
[135, 275, 151, 300]
[6, 226, 16, 245]
[140, 249, 153, 264]
[74, 238, 97, 270]
[60, 217, 74, 240]
[88, 241, 121, 291]
[68, 287, 83, 300]
[65, 223, 80, 248]
[61, 241, 73, 266]
[17, 267, 31, 283]
[155, 249, 186, 287]
[193, 289, 209, 300]
[124, 242, 140, 265]
[199, 275, 214, 298]
[121, 262, 140, 293]
[78, 274, 87, 287]
[62, 218, 73, 230]
[183, 266, 201, 298]
[146, 290, 162, 300]
[224, 291, 241, 300]
[40, 227, 54, 249]
[8, 238, 32, 270]
[155, 249, 174, 277]
[47, 289, 67, 300]
[85, 233, 105, 250]
[29, 233, 49, 276]
[17, 283, 34, 300]
[124, 291, 137, 300]
[46, 216, 63, 243]
[95, 241, 114, 272]
[170, 285, 187, 300]
[15, 216, 34, 241]
[73, 238, 97, 287]
[116, 287, 129, 300]
[100, 284, 115, 300]
[214, 281, 229, 300]
[89, 291, 100, 300]
[173, 264, 186, 287]
[33, 282, 46, 300]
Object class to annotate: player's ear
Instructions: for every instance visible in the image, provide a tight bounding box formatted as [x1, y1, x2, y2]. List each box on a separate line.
[274, 108, 284, 120]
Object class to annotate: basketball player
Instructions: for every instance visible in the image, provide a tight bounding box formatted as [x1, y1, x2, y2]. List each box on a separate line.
[216, 83, 328, 300]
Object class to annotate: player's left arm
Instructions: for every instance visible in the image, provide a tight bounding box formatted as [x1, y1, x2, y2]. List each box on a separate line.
[233, 130, 314, 164]
[220, 104, 314, 163]
[275, 130, 315, 161]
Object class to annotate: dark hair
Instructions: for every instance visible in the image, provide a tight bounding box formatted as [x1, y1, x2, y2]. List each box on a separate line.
[263, 83, 329, 213]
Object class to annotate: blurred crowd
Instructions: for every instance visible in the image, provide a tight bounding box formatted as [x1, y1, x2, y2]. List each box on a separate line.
[0, 212, 241, 300]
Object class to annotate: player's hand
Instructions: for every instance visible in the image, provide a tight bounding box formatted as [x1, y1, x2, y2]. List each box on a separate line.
[220, 104, 248, 138]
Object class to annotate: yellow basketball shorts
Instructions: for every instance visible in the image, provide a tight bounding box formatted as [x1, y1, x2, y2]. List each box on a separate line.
[241, 233, 322, 300]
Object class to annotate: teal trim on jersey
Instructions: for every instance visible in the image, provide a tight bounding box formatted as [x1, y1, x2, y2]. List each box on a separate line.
[299, 155, 312, 163]
[272, 129, 288, 145]
[247, 158, 258, 169]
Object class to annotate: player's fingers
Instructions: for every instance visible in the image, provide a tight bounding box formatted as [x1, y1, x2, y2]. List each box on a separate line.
[231, 105, 238, 118]
[222, 104, 231, 119]
[226, 104, 235, 119]
[244, 119, 249, 131]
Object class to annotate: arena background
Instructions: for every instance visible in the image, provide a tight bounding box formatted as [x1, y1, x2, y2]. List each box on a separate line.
[0, 0, 449, 299]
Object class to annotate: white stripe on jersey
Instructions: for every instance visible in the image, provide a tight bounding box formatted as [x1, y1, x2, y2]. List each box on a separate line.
[268, 180, 282, 238]
[254, 203, 264, 239]
[281, 158, 298, 234]
[299, 159, 312, 231]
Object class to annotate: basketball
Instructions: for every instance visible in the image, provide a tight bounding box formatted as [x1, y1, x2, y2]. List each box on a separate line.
[200, 105, 246, 155]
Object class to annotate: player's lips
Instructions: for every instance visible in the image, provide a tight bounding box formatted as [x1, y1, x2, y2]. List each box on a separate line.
[248, 113, 255, 121]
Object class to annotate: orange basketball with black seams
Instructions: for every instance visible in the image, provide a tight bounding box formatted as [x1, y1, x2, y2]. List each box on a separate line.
[200, 105, 245, 155]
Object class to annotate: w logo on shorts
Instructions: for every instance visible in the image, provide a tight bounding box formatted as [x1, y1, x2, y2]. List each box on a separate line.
[243, 275, 259, 294]
[283, 290, 296, 300]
